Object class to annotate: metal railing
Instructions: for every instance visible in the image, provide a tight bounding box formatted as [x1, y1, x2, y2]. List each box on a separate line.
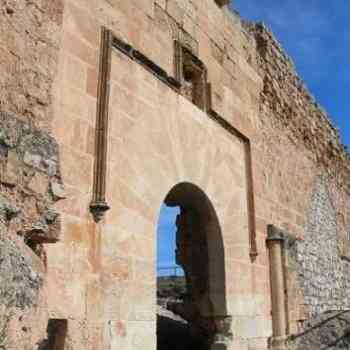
[157, 265, 184, 277]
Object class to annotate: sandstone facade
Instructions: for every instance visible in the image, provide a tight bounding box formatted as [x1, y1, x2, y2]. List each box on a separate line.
[0, 0, 349, 349]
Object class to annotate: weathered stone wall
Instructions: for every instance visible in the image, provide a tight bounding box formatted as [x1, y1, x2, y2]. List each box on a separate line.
[284, 178, 350, 329]
[295, 178, 350, 316]
[243, 20, 350, 337]
[248, 23, 350, 185]
[1, 0, 350, 349]
[0, 112, 64, 349]
[0, 0, 65, 348]
[0, 0, 64, 129]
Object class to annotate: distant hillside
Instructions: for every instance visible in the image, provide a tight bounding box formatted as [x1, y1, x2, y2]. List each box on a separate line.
[157, 276, 186, 299]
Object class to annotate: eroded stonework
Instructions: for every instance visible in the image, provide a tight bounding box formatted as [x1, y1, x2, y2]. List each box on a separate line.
[0, 0, 64, 128]
[284, 178, 350, 329]
[0, 112, 64, 349]
[297, 179, 350, 316]
[1, 0, 350, 349]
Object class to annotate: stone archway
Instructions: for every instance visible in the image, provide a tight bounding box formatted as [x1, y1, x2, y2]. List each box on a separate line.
[157, 182, 232, 350]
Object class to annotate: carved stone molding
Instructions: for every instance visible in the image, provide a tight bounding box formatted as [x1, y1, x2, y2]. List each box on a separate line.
[112, 36, 181, 91]
[90, 26, 112, 222]
[207, 109, 258, 259]
[90, 28, 181, 222]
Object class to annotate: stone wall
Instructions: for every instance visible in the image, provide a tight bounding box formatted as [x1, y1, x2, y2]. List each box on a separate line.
[0, 112, 64, 349]
[296, 178, 350, 316]
[0, 0, 64, 129]
[49, 1, 270, 348]
[284, 178, 350, 330]
[244, 19, 350, 336]
[0, 0, 65, 348]
[248, 23, 350, 187]
[0, 0, 350, 349]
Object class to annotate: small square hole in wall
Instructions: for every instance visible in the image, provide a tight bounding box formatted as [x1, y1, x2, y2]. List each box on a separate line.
[174, 41, 208, 111]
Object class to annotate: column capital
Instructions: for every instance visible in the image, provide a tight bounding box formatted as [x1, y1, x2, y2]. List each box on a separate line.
[267, 225, 286, 243]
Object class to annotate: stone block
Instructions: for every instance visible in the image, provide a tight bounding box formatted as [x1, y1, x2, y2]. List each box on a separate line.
[86, 66, 98, 98]
[0, 195, 20, 221]
[63, 53, 88, 91]
[62, 31, 98, 67]
[65, 1, 99, 47]
[1, 150, 20, 187]
[50, 180, 66, 200]
[27, 172, 49, 195]
[135, 0, 154, 18]
[166, 0, 185, 24]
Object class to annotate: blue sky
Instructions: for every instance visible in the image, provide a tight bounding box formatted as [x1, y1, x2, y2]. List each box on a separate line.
[233, 0, 350, 148]
[157, 204, 180, 269]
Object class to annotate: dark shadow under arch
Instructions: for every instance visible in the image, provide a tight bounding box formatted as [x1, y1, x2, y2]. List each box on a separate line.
[157, 182, 232, 350]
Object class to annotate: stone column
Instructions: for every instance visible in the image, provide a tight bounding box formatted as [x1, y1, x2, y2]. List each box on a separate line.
[267, 225, 287, 350]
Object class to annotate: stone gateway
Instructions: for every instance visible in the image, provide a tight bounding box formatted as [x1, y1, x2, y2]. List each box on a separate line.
[0, 1, 350, 349]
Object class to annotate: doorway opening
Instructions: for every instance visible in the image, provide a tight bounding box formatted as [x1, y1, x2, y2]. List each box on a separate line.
[156, 183, 232, 350]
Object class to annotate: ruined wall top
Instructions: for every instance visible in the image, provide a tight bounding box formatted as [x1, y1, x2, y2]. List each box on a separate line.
[242, 21, 350, 192]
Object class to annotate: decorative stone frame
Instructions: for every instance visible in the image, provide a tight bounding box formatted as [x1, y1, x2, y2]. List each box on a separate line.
[90, 27, 112, 222]
[90, 26, 258, 260]
[90, 28, 180, 222]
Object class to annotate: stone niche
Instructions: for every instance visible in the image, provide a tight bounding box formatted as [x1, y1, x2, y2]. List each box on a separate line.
[174, 42, 208, 111]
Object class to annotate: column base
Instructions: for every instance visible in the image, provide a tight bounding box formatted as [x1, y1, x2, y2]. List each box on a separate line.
[268, 335, 288, 350]
[211, 339, 231, 350]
